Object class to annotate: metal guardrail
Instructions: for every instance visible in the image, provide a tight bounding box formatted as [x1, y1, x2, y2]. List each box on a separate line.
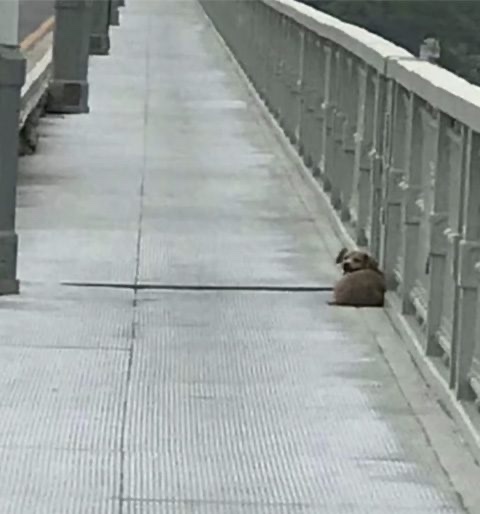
[199, 0, 480, 409]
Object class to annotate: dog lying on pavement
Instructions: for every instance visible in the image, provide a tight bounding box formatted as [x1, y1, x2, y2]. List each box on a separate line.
[329, 248, 386, 307]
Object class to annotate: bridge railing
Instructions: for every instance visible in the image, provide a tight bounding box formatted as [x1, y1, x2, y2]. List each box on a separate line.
[0, 0, 122, 294]
[200, 0, 480, 405]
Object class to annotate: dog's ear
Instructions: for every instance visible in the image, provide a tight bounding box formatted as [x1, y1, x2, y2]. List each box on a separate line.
[335, 248, 348, 264]
[364, 254, 379, 271]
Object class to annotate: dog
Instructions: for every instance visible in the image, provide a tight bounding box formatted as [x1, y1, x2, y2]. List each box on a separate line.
[329, 248, 386, 307]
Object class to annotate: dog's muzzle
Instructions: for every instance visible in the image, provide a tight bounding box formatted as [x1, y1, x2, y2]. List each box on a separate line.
[342, 262, 352, 273]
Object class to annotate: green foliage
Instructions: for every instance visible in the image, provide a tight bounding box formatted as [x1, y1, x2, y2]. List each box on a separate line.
[300, 1, 480, 84]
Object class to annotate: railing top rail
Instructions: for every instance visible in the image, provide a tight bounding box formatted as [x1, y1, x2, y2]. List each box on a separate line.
[387, 58, 480, 132]
[262, 0, 411, 71]
[263, 0, 480, 132]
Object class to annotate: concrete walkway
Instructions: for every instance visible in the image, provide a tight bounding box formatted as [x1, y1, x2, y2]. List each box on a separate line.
[1, 0, 476, 512]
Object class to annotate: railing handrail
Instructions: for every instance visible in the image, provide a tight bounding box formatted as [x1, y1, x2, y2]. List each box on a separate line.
[387, 57, 480, 132]
[263, 0, 480, 131]
[263, 0, 412, 69]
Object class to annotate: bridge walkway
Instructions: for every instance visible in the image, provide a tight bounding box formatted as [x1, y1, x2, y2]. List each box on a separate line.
[0, 0, 476, 511]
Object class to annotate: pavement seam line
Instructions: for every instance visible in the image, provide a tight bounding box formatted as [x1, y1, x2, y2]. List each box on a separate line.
[121, 497, 313, 507]
[119, 13, 152, 514]
[61, 282, 334, 292]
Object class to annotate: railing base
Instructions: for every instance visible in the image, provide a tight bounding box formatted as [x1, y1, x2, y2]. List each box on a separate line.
[0, 278, 20, 296]
[0, 231, 20, 296]
[89, 35, 110, 56]
[47, 80, 89, 114]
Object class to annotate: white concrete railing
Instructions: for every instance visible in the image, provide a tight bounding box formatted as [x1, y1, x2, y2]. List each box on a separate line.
[200, 0, 480, 403]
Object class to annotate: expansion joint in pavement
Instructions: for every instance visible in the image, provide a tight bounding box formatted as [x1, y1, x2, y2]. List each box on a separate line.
[61, 282, 334, 293]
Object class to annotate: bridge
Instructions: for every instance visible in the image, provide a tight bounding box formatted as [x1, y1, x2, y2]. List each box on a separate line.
[0, 0, 479, 511]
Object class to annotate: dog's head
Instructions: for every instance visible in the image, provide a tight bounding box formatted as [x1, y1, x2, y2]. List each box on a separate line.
[335, 248, 380, 274]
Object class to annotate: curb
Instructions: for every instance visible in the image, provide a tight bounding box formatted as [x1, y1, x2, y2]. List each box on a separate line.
[19, 21, 55, 155]
[20, 46, 52, 130]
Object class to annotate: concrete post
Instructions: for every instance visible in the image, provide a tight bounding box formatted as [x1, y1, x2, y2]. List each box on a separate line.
[0, 0, 26, 295]
[90, 0, 111, 55]
[110, 0, 120, 26]
[48, 0, 92, 114]
[454, 129, 480, 400]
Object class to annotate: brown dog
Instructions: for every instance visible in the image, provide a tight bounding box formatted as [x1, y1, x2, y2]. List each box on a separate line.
[329, 248, 386, 307]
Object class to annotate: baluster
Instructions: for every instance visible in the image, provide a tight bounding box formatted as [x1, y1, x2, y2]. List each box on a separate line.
[400, 94, 423, 315]
[299, 31, 312, 164]
[455, 129, 480, 399]
[340, 56, 358, 222]
[381, 80, 405, 287]
[293, 28, 305, 149]
[424, 113, 450, 355]
[321, 44, 335, 194]
[354, 66, 374, 246]
[368, 74, 386, 260]
[444, 124, 466, 389]
[312, 39, 326, 179]
[330, 48, 344, 210]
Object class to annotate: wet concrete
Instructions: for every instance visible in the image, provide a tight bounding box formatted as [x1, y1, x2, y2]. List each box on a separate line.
[2, 0, 476, 511]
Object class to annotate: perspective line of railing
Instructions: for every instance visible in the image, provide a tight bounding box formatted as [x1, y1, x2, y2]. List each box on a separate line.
[199, 0, 480, 406]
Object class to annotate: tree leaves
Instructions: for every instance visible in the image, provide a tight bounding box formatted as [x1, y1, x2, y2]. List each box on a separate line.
[300, 0, 480, 84]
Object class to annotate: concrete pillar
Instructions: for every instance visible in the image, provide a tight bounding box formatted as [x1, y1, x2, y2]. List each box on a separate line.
[0, 0, 26, 295]
[110, 0, 120, 26]
[90, 0, 111, 55]
[48, 0, 92, 114]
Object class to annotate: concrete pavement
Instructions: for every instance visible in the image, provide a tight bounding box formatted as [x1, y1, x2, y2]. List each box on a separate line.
[4, 0, 479, 511]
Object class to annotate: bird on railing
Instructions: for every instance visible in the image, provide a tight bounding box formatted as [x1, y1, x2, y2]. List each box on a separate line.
[419, 37, 441, 64]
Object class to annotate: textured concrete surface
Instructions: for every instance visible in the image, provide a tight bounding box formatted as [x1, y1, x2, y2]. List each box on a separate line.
[3, 0, 478, 512]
